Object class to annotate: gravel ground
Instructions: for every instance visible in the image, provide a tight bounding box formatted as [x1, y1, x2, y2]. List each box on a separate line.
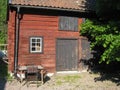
[0, 72, 120, 90]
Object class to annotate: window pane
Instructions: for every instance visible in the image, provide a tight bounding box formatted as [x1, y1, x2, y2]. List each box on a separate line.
[32, 43, 35, 46]
[37, 39, 40, 42]
[37, 43, 40, 46]
[32, 47, 35, 51]
[36, 43, 40, 51]
[36, 46, 40, 51]
[32, 39, 35, 42]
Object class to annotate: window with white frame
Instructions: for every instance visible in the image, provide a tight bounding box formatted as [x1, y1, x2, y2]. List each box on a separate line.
[30, 37, 43, 53]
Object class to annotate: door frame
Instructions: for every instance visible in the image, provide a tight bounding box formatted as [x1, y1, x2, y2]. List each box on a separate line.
[56, 38, 79, 71]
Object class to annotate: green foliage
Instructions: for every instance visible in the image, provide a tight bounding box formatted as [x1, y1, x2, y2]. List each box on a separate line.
[0, 24, 7, 44]
[81, 19, 120, 64]
[0, 0, 7, 44]
[0, 0, 7, 22]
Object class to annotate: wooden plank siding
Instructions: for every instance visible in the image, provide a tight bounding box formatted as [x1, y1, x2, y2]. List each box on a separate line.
[8, 10, 16, 71]
[8, 10, 83, 73]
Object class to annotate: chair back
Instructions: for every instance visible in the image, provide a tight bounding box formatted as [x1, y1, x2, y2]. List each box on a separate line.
[27, 65, 38, 74]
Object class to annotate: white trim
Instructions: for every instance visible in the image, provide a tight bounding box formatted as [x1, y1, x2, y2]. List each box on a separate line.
[56, 70, 87, 74]
[57, 71, 81, 74]
[47, 73, 54, 77]
[30, 37, 43, 53]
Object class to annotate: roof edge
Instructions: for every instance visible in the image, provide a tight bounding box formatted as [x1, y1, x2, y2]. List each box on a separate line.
[9, 4, 95, 13]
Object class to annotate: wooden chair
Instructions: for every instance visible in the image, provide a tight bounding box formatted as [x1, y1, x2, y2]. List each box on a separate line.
[26, 65, 39, 87]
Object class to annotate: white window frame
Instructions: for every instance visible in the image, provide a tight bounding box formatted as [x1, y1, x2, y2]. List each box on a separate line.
[30, 37, 43, 53]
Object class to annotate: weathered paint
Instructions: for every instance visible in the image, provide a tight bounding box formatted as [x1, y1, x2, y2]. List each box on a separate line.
[8, 9, 83, 73]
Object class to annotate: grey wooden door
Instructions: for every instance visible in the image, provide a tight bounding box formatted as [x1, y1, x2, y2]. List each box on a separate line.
[56, 39, 78, 71]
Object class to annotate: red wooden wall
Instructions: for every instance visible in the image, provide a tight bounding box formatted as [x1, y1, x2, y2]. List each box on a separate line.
[8, 9, 83, 73]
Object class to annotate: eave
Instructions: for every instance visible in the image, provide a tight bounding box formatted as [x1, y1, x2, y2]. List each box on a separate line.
[9, 4, 95, 13]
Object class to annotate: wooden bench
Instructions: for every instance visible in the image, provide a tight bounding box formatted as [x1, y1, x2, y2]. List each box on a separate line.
[17, 65, 46, 85]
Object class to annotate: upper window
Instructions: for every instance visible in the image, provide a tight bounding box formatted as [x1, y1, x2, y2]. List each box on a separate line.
[30, 37, 43, 53]
[59, 16, 78, 32]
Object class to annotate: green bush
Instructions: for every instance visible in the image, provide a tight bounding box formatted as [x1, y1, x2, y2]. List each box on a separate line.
[81, 19, 120, 64]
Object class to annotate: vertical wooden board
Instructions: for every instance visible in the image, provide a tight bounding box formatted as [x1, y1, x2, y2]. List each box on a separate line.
[56, 39, 78, 71]
[81, 38, 92, 60]
[59, 16, 78, 31]
[80, 37, 93, 70]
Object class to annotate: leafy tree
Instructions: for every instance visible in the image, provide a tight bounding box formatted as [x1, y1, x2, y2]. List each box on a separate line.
[0, 0, 7, 22]
[81, 0, 120, 64]
[81, 19, 120, 64]
[0, 24, 7, 44]
[0, 0, 7, 44]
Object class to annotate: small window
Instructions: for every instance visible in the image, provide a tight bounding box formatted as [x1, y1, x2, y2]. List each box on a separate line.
[59, 16, 78, 31]
[30, 37, 43, 53]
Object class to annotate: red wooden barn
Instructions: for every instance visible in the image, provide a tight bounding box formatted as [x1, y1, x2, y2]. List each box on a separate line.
[8, 0, 95, 74]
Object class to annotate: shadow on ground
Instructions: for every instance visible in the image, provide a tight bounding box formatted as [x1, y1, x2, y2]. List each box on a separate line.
[94, 71, 120, 86]
[87, 61, 120, 86]
[44, 76, 51, 83]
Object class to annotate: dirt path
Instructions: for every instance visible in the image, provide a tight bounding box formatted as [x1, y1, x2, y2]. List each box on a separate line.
[1, 72, 120, 90]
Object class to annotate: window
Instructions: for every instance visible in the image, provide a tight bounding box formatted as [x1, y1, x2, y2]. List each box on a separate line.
[30, 37, 43, 53]
[59, 16, 78, 31]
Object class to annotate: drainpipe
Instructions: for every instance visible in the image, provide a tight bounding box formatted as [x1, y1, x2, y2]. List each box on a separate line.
[14, 6, 20, 74]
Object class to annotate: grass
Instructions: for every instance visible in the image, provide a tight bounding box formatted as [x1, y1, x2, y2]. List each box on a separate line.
[63, 75, 81, 82]
[55, 74, 81, 85]
[6, 73, 14, 82]
[56, 80, 63, 85]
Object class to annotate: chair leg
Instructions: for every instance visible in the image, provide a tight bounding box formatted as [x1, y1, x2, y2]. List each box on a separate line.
[37, 75, 38, 87]
[37, 80, 39, 87]
[41, 70, 44, 84]
[27, 81, 29, 87]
